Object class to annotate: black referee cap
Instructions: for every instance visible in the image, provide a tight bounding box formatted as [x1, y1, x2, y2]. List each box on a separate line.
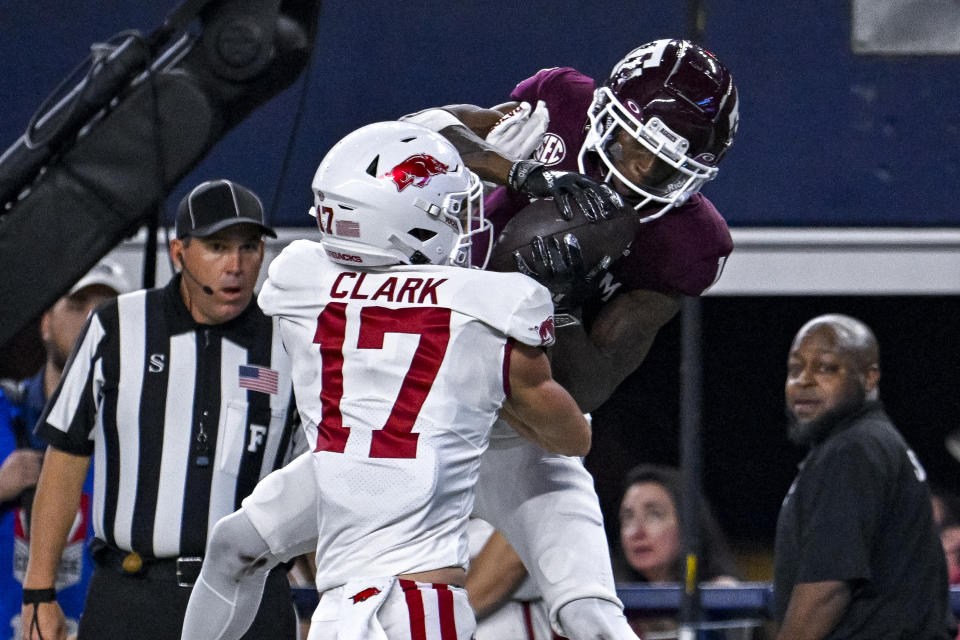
[175, 179, 277, 239]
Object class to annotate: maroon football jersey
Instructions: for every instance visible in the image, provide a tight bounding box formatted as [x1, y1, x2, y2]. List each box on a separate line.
[485, 67, 733, 300]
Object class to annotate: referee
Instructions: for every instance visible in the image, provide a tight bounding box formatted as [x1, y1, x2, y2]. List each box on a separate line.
[21, 179, 303, 640]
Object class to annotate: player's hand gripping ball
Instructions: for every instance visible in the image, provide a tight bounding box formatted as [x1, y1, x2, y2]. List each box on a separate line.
[488, 197, 642, 306]
[507, 160, 623, 222]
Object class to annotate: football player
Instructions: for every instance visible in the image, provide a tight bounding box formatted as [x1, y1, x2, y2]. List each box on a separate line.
[179, 121, 591, 640]
[402, 39, 739, 639]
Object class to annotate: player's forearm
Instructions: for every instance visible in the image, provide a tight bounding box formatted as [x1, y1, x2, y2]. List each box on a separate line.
[550, 323, 632, 413]
[24, 447, 90, 588]
[775, 581, 851, 640]
[401, 104, 521, 184]
[544, 389, 593, 457]
[466, 531, 528, 617]
[552, 290, 682, 412]
[421, 104, 516, 183]
[506, 343, 591, 455]
[438, 124, 514, 184]
[507, 381, 591, 456]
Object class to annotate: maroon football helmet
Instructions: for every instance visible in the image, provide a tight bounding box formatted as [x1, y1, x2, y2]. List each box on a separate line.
[578, 39, 739, 222]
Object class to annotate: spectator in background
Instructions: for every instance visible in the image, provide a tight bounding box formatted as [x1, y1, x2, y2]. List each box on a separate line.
[615, 463, 740, 585]
[1, 259, 130, 640]
[614, 463, 742, 638]
[931, 487, 960, 586]
[773, 313, 955, 640]
[0, 390, 42, 640]
[460, 465, 744, 639]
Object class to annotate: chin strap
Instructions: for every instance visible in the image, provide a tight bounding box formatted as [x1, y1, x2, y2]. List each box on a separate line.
[388, 234, 432, 265]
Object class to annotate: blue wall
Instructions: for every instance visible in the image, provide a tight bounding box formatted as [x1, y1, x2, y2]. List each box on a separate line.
[2, 1, 958, 228]
[709, 0, 960, 226]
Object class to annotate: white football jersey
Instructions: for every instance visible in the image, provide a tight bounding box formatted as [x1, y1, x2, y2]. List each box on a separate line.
[258, 240, 555, 590]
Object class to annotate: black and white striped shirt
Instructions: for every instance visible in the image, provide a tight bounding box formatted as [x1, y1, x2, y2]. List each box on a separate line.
[37, 275, 303, 558]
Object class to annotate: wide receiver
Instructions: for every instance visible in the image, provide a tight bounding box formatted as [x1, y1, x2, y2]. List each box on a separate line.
[179, 121, 591, 640]
[402, 38, 739, 638]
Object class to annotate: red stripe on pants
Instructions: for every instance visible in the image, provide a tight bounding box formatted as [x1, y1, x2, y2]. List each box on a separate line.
[433, 583, 457, 640]
[522, 602, 535, 640]
[400, 579, 427, 640]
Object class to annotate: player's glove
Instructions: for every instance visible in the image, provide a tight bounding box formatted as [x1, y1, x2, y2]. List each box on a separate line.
[508, 159, 623, 222]
[513, 233, 585, 293]
[512, 234, 612, 315]
[485, 100, 549, 160]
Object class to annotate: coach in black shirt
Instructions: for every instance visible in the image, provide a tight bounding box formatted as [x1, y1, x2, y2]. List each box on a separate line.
[22, 179, 302, 640]
[773, 313, 955, 640]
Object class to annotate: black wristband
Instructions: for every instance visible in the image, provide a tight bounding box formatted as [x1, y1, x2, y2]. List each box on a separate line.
[508, 159, 543, 191]
[23, 588, 56, 605]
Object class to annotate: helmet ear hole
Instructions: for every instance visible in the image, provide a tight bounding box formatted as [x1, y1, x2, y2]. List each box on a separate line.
[408, 228, 437, 241]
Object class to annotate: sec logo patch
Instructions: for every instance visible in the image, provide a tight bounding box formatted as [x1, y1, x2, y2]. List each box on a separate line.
[534, 133, 566, 166]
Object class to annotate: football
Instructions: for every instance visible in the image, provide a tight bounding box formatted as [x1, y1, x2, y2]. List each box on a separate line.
[487, 197, 642, 279]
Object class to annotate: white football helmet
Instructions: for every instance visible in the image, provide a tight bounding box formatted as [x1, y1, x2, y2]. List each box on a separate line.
[309, 121, 491, 268]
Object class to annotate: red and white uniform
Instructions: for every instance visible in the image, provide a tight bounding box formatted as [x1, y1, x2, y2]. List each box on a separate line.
[246, 239, 555, 639]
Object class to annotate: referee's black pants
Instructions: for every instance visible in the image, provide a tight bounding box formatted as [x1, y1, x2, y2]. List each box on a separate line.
[77, 561, 296, 639]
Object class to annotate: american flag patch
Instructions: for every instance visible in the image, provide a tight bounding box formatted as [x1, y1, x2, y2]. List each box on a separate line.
[238, 365, 278, 394]
[336, 220, 360, 238]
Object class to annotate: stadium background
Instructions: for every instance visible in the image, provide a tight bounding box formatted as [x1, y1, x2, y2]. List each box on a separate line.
[3, 0, 959, 574]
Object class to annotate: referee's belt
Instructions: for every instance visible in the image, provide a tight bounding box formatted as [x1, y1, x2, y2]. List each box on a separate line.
[91, 541, 203, 588]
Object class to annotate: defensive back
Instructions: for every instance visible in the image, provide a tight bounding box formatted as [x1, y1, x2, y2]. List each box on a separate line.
[258, 239, 554, 587]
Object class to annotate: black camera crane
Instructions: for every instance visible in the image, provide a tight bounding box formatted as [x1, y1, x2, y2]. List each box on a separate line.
[0, 0, 320, 351]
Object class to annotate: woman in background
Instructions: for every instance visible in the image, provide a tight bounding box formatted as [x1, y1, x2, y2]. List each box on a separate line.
[615, 463, 750, 638]
[616, 463, 740, 584]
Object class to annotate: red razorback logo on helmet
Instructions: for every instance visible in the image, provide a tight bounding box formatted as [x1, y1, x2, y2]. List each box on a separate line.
[384, 154, 449, 191]
[350, 587, 382, 604]
[537, 316, 556, 346]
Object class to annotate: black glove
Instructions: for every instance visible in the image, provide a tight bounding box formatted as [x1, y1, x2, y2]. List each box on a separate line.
[512, 233, 612, 316]
[513, 233, 585, 294]
[508, 159, 623, 222]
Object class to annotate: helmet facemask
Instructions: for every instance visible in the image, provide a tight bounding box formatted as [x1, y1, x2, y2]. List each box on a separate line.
[579, 86, 719, 223]
[578, 39, 738, 224]
[444, 172, 492, 269]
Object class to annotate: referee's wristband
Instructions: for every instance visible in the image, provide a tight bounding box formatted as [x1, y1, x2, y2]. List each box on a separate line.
[22, 588, 57, 605]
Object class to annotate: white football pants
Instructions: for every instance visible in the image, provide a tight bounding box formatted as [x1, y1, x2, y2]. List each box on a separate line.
[471, 428, 625, 635]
